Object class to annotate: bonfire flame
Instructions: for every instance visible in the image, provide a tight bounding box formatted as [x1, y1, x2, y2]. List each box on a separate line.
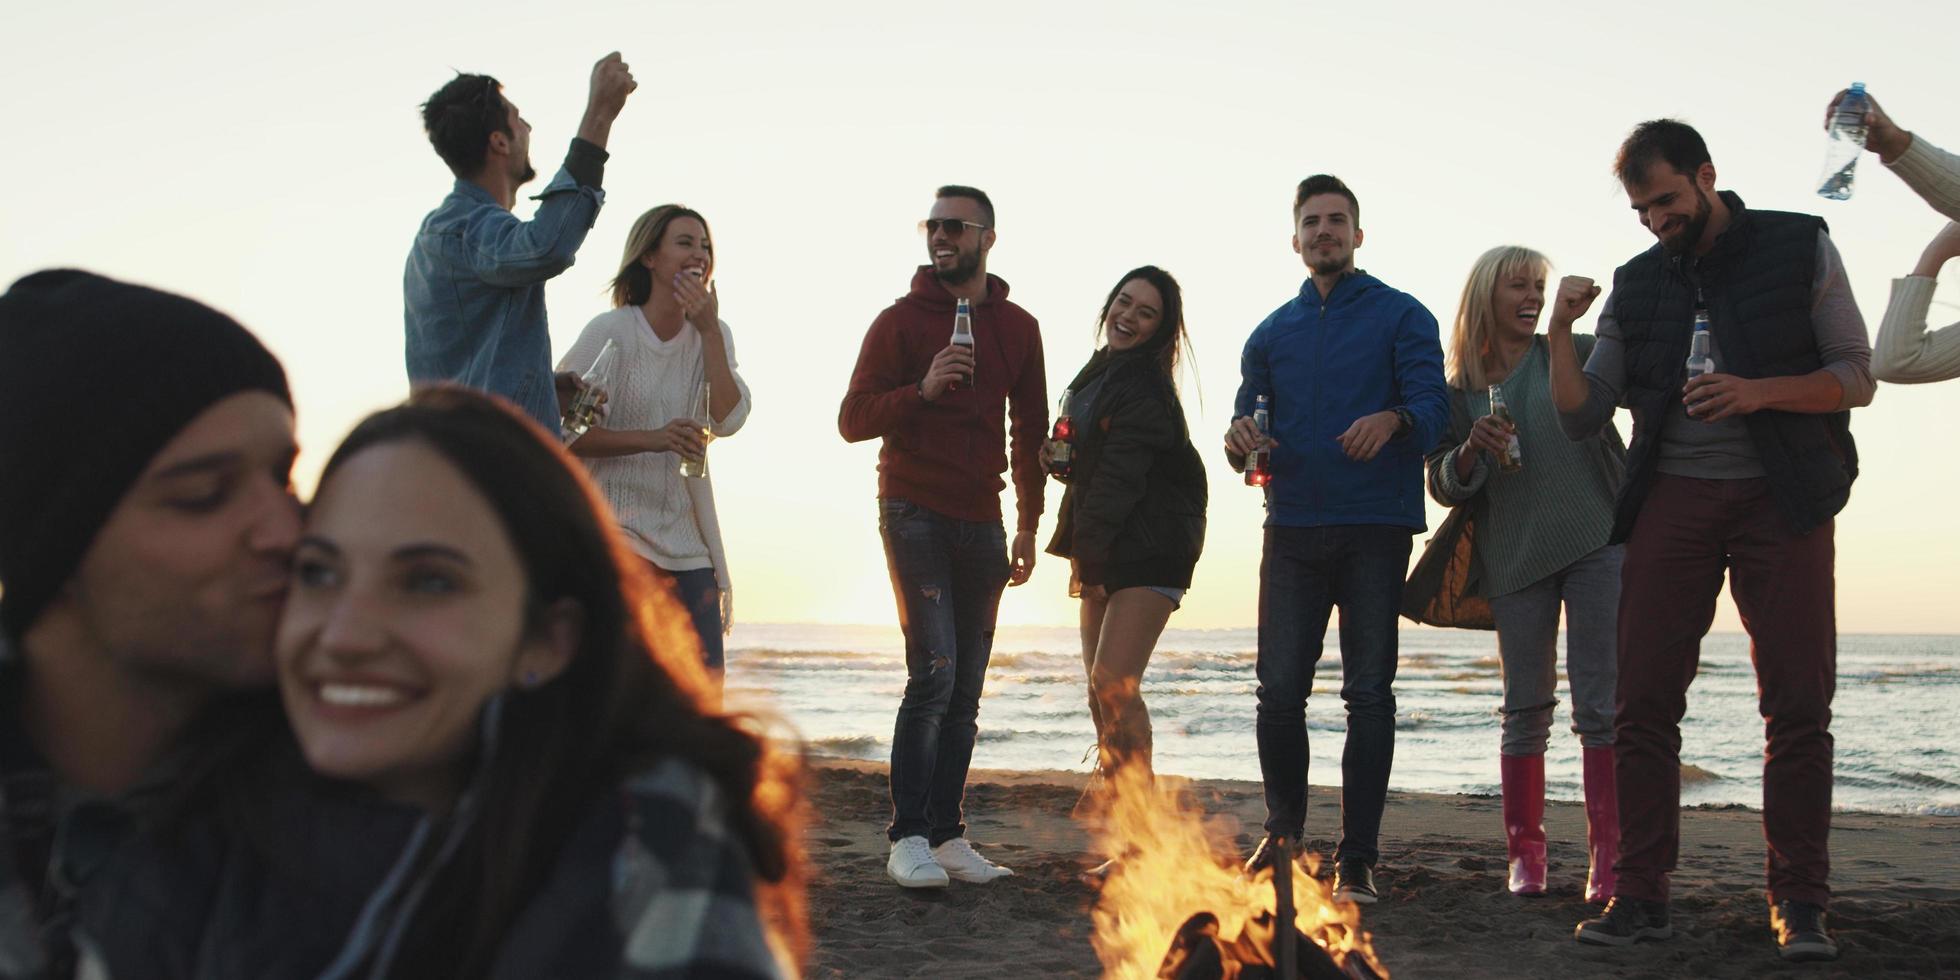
[1086, 764, 1387, 979]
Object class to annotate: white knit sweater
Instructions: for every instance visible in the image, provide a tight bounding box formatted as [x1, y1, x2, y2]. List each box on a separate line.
[1874, 137, 1960, 383]
[559, 306, 751, 578]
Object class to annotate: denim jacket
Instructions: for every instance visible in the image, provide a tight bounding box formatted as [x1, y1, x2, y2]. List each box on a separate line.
[403, 159, 605, 432]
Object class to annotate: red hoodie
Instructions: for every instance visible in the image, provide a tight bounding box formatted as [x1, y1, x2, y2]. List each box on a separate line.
[839, 266, 1048, 532]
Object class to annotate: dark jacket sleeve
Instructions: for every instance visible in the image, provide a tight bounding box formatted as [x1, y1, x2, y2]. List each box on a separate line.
[838, 309, 924, 442]
[1395, 300, 1451, 452]
[1071, 373, 1179, 565]
[1006, 318, 1049, 534]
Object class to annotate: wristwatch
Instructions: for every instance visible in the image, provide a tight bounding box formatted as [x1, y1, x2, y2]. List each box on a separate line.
[1392, 407, 1415, 437]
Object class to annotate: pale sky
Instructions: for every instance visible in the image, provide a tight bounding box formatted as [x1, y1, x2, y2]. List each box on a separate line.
[5, 0, 1956, 632]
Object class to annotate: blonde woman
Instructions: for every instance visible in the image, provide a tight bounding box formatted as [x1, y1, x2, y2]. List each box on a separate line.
[1424, 246, 1625, 901]
[561, 205, 750, 679]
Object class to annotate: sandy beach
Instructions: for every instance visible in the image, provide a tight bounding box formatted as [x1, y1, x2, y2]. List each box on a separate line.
[802, 759, 1960, 978]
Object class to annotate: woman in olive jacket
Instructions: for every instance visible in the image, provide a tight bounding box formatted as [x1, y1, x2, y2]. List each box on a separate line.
[1045, 266, 1206, 804]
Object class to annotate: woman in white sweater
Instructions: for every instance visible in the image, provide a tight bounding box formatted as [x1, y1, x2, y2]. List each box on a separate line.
[561, 205, 751, 680]
[1834, 89, 1960, 383]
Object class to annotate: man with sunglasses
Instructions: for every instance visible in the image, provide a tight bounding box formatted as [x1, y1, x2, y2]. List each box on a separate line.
[840, 185, 1048, 889]
[405, 53, 636, 434]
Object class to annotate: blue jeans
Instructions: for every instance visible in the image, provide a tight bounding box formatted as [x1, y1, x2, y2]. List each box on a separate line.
[1255, 524, 1413, 865]
[878, 498, 1009, 845]
[645, 563, 724, 674]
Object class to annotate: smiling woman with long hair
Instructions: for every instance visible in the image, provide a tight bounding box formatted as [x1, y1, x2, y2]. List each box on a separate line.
[78, 386, 806, 979]
[561, 204, 752, 684]
[1427, 245, 1624, 904]
[1042, 266, 1206, 860]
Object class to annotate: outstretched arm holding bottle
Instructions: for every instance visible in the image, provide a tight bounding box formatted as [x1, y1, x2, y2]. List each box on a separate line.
[1825, 88, 1960, 219]
[1825, 89, 1960, 385]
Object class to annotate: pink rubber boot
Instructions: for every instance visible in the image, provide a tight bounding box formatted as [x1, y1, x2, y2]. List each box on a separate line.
[1500, 753, 1547, 896]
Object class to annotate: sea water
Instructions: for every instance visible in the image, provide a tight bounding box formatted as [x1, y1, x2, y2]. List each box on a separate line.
[725, 624, 1960, 816]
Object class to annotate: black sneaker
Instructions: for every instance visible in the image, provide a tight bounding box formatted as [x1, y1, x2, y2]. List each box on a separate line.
[1332, 858, 1378, 905]
[1574, 897, 1672, 946]
[1771, 900, 1839, 963]
[1242, 833, 1293, 875]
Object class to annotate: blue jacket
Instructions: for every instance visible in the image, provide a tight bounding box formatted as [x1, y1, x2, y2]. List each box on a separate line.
[1234, 272, 1448, 530]
[403, 164, 604, 432]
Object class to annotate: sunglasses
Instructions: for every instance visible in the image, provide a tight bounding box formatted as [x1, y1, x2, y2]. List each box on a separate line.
[918, 218, 989, 237]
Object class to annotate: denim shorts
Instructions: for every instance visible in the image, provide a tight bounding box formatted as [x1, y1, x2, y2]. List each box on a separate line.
[1141, 585, 1185, 609]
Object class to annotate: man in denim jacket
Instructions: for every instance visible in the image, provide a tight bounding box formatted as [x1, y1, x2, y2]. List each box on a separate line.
[404, 54, 636, 434]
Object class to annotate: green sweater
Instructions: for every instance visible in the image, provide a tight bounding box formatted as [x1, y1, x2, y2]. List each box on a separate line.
[1425, 336, 1624, 598]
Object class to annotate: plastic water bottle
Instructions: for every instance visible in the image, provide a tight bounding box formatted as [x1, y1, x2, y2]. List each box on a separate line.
[1817, 82, 1868, 201]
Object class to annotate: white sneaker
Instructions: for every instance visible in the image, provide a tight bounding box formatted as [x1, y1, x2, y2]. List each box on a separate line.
[887, 836, 949, 889]
[932, 837, 1015, 882]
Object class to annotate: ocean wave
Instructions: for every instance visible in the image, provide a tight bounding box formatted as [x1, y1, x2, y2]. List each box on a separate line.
[732, 647, 894, 664]
[1891, 770, 1960, 791]
[988, 651, 1074, 670]
[806, 735, 884, 759]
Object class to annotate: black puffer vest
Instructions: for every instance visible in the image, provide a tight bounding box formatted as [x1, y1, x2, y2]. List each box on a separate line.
[1609, 191, 1857, 541]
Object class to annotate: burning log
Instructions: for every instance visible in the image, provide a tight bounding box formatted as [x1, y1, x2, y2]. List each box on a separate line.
[1085, 766, 1388, 979]
[1155, 910, 1384, 980]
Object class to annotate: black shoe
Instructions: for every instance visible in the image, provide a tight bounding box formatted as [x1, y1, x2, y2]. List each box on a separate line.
[1574, 896, 1672, 946]
[1771, 900, 1839, 962]
[1242, 833, 1293, 875]
[1332, 859, 1378, 905]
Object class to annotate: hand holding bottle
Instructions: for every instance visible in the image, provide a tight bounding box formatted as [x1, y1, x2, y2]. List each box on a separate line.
[919, 345, 975, 402]
[1824, 88, 1911, 163]
[1682, 374, 1767, 422]
[1463, 414, 1512, 459]
[644, 418, 707, 460]
[555, 371, 607, 421]
[1224, 416, 1275, 458]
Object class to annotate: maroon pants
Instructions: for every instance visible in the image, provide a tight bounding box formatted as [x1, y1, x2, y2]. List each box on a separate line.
[1614, 476, 1836, 907]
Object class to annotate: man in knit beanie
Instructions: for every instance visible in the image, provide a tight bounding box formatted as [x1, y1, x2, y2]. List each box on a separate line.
[0, 269, 298, 975]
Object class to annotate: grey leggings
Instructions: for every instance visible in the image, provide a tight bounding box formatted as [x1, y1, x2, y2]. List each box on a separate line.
[1487, 544, 1623, 756]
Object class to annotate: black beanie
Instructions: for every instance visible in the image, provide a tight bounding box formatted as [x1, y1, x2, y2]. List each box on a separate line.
[0, 269, 293, 643]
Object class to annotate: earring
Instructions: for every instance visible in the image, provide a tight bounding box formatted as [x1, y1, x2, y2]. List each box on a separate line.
[521, 670, 541, 689]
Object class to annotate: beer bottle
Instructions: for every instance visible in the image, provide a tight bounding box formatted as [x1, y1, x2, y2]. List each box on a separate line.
[1245, 394, 1273, 487]
[680, 379, 710, 479]
[950, 297, 975, 390]
[1685, 305, 1715, 380]
[561, 338, 618, 443]
[1488, 384, 1523, 472]
[1049, 389, 1074, 479]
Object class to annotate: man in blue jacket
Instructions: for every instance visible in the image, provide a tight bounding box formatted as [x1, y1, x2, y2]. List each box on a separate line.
[1226, 174, 1448, 904]
[404, 53, 635, 434]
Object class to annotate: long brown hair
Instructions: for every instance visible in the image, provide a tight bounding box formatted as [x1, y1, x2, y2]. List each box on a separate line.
[609, 205, 713, 308]
[1098, 266, 1194, 383]
[322, 387, 805, 978]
